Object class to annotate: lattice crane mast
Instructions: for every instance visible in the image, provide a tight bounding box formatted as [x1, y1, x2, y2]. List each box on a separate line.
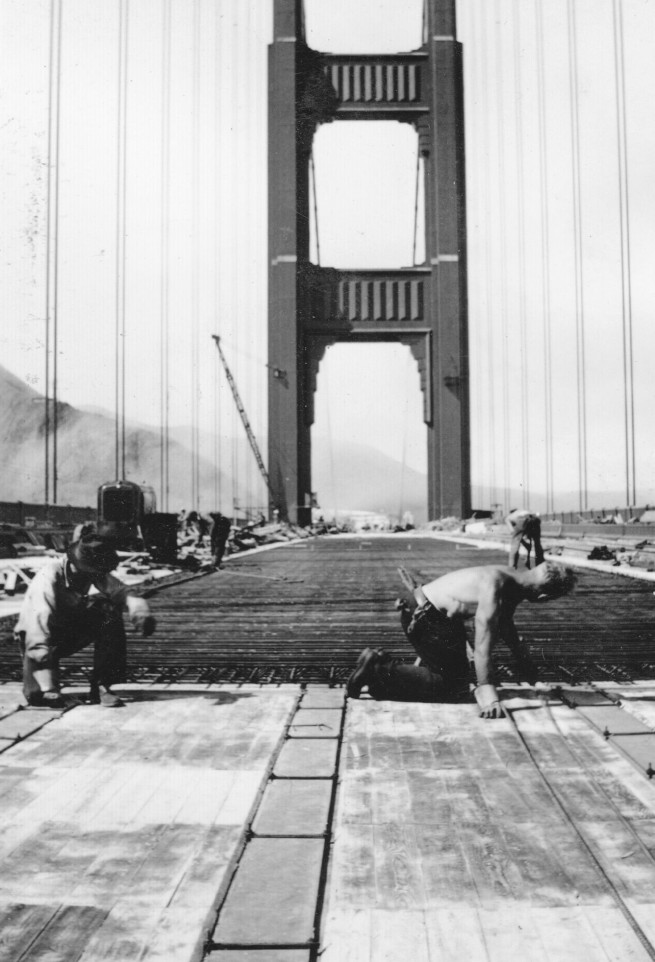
[212, 335, 274, 509]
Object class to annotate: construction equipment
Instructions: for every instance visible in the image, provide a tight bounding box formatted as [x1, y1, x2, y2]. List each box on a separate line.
[212, 335, 275, 511]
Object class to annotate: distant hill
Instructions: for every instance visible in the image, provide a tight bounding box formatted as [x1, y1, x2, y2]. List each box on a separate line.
[0, 364, 429, 520]
[311, 435, 428, 524]
[0, 365, 228, 509]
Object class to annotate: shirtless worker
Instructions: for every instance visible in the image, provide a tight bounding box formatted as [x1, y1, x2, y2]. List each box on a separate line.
[347, 561, 576, 719]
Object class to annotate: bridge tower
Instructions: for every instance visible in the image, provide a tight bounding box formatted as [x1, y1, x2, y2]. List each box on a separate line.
[268, 0, 470, 525]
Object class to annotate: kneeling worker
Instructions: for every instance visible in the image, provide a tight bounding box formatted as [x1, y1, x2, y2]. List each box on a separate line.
[15, 534, 156, 708]
[347, 562, 576, 719]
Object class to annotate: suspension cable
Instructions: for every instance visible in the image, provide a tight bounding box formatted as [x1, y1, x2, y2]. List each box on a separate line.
[477, 0, 497, 510]
[567, 0, 588, 513]
[213, 0, 223, 513]
[191, 0, 201, 511]
[612, 0, 636, 508]
[512, 0, 529, 510]
[45, 0, 63, 505]
[159, 0, 172, 511]
[494, 0, 511, 512]
[114, 0, 129, 481]
[535, 1, 554, 515]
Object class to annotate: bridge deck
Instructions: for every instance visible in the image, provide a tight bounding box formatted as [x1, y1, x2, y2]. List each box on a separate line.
[0, 536, 655, 960]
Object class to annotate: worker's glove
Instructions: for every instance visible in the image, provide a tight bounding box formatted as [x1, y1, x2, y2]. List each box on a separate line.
[475, 684, 504, 719]
[133, 614, 156, 637]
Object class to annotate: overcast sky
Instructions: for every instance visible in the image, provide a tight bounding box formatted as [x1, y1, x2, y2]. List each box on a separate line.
[2, 0, 654, 514]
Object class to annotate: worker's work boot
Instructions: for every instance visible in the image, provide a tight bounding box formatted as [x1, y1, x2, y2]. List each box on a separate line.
[26, 690, 66, 709]
[346, 648, 381, 698]
[89, 683, 125, 708]
[21, 650, 65, 708]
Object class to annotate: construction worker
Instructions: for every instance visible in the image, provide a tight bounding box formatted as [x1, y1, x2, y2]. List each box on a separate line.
[347, 562, 576, 718]
[15, 534, 156, 708]
[506, 508, 544, 569]
[209, 513, 232, 567]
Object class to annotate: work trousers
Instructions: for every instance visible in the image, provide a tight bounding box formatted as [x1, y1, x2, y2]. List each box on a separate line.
[369, 603, 472, 703]
[210, 516, 232, 566]
[17, 598, 127, 698]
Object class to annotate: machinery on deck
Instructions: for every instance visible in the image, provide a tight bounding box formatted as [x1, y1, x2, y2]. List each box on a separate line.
[97, 480, 178, 562]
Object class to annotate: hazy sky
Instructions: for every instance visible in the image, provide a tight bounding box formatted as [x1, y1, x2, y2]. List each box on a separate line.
[2, 0, 654, 514]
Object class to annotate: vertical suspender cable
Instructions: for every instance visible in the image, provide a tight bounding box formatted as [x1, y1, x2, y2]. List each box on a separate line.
[535, 0, 555, 515]
[310, 151, 321, 266]
[256, 0, 269, 515]
[114, 0, 129, 480]
[214, 0, 223, 511]
[45, 0, 62, 505]
[464, 1, 486, 510]
[612, 0, 636, 508]
[159, 0, 172, 512]
[494, 0, 511, 512]
[478, 0, 497, 509]
[242, 0, 253, 516]
[566, 0, 588, 513]
[191, 0, 201, 511]
[512, 0, 529, 509]
[411, 145, 420, 267]
[230, 1, 239, 520]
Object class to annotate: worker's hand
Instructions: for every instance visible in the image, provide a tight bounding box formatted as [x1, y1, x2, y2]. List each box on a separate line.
[475, 683, 504, 719]
[133, 614, 156, 637]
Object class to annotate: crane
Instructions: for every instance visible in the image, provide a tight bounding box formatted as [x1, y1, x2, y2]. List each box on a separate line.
[212, 335, 275, 511]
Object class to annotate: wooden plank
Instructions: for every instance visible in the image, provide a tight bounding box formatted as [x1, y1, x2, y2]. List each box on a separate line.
[424, 906, 490, 961]
[318, 908, 371, 962]
[0, 710, 61, 742]
[0, 902, 60, 962]
[215, 838, 324, 945]
[578, 706, 651, 735]
[134, 825, 243, 962]
[17, 903, 109, 962]
[252, 780, 332, 836]
[370, 908, 430, 962]
[76, 899, 166, 962]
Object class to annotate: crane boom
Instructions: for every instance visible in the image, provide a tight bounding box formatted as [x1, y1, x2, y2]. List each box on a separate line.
[212, 335, 273, 500]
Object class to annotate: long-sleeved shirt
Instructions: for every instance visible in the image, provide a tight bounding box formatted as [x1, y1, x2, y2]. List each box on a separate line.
[15, 556, 150, 650]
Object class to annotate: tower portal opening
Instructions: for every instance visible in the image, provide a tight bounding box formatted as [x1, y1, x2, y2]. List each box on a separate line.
[311, 341, 428, 526]
[309, 121, 425, 269]
[304, 0, 424, 54]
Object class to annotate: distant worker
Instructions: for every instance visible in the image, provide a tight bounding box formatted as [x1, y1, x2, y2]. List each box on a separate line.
[506, 508, 544, 569]
[196, 513, 213, 548]
[209, 513, 232, 567]
[15, 534, 156, 709]
[347, 562, 576, 719]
